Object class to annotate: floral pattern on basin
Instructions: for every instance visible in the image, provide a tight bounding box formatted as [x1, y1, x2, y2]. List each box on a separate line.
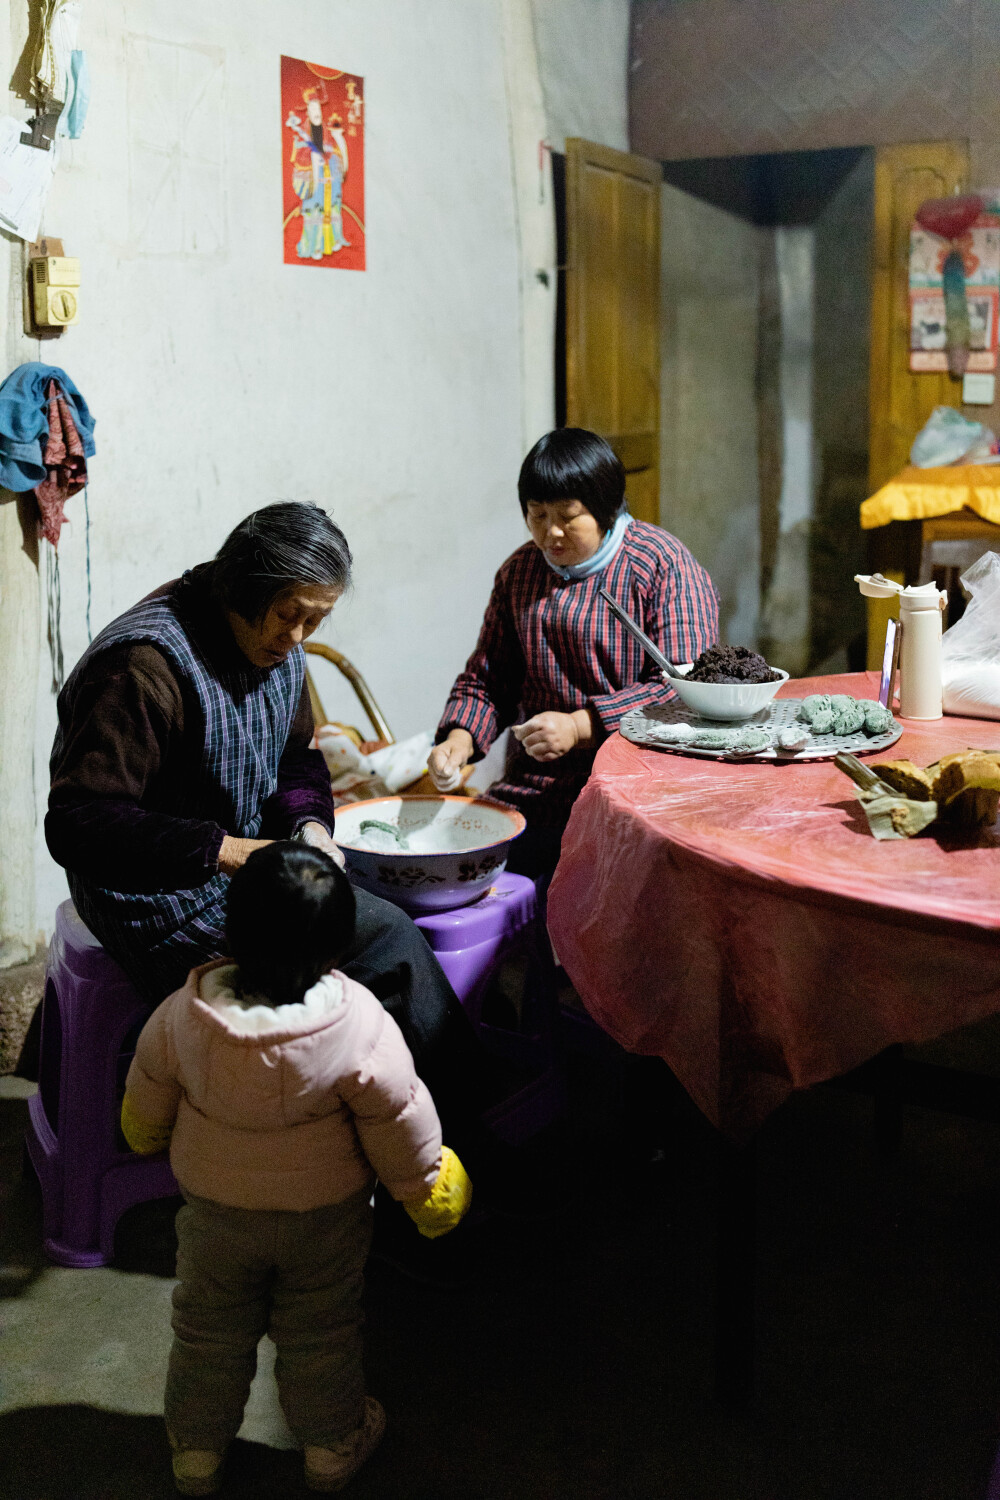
[376, 865, 446, 889]
[458, 854, 503, 883]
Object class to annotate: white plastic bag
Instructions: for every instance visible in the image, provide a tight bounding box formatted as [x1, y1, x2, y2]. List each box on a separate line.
[910, 406, 993, 468]
[313, 726, 434, 797]
[941, 551, 1000, 718]
[312, 727, 379, 795]
[366, 731, 434, 793]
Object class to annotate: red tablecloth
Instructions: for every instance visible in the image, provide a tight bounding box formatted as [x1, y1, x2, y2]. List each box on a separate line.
[547, 673, 1000, 1138]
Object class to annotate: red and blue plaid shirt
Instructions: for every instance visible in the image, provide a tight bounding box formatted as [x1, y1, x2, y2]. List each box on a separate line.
[438, 520, 719, 828]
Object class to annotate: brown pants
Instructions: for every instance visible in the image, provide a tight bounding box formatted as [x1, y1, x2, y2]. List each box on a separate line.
[166, 1187, 373, 1451]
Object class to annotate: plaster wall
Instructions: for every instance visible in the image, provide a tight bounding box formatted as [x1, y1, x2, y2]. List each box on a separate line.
[530, 0, 630, 151]
[5, 0, 571, 937]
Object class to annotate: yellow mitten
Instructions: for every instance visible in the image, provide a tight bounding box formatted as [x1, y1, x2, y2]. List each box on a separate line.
[403, 1146, 473, 1239]
[120, 1093, 172, 1156]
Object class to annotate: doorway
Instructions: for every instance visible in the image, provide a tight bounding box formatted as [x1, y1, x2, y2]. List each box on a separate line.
[658, 147, 874, 675]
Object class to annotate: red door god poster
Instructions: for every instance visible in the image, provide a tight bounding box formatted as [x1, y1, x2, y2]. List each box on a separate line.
[281, 56, 365, 271]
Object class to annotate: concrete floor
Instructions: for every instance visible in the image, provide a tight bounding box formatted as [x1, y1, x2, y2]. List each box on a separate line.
[3, 1056, 1000, 1500]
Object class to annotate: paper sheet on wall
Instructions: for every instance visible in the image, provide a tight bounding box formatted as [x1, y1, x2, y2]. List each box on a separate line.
[32, 0, 82, 111]
[0, 116, 56, 241]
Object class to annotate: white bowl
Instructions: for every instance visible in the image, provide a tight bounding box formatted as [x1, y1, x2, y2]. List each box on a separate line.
[334, 796, 526, 913]
[666, 666, 789, 721]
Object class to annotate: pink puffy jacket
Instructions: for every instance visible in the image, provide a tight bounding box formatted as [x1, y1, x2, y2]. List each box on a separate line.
[123, 959, 442, 1212]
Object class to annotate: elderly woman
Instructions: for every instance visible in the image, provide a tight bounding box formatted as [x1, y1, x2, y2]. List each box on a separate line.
[429, 428, 719, 877]
[46, 503, 482, 1139]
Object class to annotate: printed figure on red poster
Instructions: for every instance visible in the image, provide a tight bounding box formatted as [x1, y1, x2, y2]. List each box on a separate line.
[281, 56, 365, 271]
[909, 207, 1000, 372]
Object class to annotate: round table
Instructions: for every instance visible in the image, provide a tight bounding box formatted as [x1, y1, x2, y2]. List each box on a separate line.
[547, 672, 1000, 1140]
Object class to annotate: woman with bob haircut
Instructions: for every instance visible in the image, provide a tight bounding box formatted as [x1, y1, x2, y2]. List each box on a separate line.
[429, 428, 719, 877]
[46, 501, 486, 1151]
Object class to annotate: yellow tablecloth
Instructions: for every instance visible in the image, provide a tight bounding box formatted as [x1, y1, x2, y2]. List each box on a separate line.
[860, 465, 1000, 530]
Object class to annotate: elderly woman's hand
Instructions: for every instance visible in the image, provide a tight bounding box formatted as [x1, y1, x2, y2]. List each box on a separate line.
[297, 820, 346, 870]
[513, 709, 595, 762]
[218, 836, 274, 876]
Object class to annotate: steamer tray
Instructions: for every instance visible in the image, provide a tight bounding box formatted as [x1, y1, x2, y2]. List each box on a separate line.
[619, 697, 903, 762]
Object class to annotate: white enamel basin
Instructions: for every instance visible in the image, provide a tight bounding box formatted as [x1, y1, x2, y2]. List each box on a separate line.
[334, 796, 526, 912]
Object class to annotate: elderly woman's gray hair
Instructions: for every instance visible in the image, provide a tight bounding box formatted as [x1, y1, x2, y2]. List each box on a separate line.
[209, 502, 353, 621]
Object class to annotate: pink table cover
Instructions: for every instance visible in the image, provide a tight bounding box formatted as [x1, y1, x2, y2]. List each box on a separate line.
[547, 673, 1000, 1138]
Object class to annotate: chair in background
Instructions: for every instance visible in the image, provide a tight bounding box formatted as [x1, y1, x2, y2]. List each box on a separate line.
[917, 513, 1000, 626]
[304, 641, 394, 748]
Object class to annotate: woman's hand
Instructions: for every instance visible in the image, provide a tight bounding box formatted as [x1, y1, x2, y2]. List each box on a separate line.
[513, 709, 595, 762]
[218, 835, 273, 876]
[428, 729, 474, 792]
[297, 820, 346, 870]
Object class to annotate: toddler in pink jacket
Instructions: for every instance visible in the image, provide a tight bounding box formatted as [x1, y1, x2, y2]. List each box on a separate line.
[121, 842, 471, 1497]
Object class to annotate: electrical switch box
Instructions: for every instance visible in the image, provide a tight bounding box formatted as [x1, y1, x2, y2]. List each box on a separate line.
[31, 256, 80, 327]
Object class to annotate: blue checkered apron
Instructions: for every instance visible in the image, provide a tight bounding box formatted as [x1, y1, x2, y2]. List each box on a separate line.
[55, 591, 304, 1000]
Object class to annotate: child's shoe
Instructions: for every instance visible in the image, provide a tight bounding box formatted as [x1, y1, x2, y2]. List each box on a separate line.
[304, 1397, 386, 1492]
[171, 1448, 224, 1496]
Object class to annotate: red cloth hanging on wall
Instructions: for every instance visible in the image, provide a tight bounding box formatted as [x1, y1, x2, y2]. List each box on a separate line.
[34, 378, 88, 546]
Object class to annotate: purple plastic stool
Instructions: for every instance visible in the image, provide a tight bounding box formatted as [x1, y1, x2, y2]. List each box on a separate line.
[25, 902, 178, 1267]
[988, 1446, 1000, 1500]
[414, 871, 564, 1144]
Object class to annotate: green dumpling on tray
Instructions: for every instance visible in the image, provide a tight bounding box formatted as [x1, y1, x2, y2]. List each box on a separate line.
[798, 694, 894, 738]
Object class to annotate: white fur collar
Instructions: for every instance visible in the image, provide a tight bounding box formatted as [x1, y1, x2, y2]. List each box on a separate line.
[200, 964, 345, 1036]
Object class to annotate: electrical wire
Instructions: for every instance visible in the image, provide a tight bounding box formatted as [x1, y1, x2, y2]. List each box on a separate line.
[83, 482, 92, 642]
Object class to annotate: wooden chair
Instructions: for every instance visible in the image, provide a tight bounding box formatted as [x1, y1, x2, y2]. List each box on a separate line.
[304, 641, 393, 748]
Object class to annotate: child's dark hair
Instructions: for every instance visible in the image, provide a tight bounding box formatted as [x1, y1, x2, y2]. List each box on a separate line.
[517, 428, 626, 534]
[225, 843, 356, 1007]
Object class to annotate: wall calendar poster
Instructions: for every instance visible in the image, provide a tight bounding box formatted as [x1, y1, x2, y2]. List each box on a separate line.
[281, 56, 365, 271]
[909, 208, 1000, 373]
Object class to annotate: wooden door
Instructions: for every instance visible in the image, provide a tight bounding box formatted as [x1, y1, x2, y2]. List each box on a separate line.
[866, 140, 968, 664]
[565, 138, 661, 524]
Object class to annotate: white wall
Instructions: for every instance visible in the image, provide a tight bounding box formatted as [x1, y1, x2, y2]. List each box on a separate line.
[530, 0, 630, 151]
[25, 0, 534, 928]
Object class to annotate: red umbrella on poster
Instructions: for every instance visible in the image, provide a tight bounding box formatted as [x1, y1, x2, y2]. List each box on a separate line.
[281, 56, 365, 271]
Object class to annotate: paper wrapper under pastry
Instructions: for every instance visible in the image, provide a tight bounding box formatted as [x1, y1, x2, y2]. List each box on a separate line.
[834, 753, 939, 840]
[875, 750, 1000, 828]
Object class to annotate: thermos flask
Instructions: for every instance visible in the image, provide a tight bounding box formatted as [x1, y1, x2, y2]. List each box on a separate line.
[855, 574, 947, 720]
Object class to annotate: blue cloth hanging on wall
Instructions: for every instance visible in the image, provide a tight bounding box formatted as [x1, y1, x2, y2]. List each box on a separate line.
[0, 362, 95, 491]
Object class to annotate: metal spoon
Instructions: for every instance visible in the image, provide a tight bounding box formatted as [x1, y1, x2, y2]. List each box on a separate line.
[598, 587, 685, 678]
